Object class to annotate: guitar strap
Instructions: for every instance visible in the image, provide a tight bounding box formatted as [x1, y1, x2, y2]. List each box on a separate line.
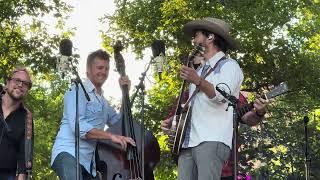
[183, 56, 227, 108]
[181, 56, 228, 148]
[24, 106, 33, 177]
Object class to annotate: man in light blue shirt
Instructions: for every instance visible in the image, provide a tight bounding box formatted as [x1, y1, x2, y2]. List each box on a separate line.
[51, 49, 135, 180]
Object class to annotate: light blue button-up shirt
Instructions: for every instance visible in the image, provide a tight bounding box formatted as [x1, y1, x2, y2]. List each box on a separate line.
[51, 79, 120, 176]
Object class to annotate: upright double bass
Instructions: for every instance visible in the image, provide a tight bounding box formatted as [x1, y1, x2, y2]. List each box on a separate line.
[96, 41, 160, 180]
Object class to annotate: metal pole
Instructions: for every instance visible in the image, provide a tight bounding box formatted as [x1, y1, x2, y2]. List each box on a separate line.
[75, 82, 80, 180]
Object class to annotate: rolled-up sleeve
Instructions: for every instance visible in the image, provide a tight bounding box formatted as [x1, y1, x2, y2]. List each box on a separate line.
[63, 86, 95, 139]
[208, 60, 243, 103]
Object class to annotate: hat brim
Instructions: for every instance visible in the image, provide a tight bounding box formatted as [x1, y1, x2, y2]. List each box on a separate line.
[183, 20, 239, 50]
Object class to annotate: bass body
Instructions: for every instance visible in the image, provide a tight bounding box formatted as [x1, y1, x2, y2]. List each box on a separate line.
[96, 119, 160, 180]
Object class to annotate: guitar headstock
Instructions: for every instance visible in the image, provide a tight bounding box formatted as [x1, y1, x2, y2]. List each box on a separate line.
[265, 82, 289, 100]
[113, 41, 126, 76]
[185, 45, 205, 66]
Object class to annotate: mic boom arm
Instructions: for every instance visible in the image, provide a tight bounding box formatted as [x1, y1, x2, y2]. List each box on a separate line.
[215, 85, 238, 105]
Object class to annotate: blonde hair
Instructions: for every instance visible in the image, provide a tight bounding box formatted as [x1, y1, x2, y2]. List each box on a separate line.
[6, 67, 33, 88]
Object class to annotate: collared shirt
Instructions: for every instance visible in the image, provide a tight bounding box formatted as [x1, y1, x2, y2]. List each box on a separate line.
[51, 79, 120, 176]
[0, 95, 29, 174]
[186, 51, 243, 148]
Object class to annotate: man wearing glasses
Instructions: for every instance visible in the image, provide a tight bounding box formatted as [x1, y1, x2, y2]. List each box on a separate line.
[0, 67, 33, 180]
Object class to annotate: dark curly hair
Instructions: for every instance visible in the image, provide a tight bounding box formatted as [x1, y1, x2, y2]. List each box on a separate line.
[195, 29, 229, 52]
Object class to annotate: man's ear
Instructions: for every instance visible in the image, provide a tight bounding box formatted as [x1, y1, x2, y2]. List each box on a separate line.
[3, 83, 8, 91]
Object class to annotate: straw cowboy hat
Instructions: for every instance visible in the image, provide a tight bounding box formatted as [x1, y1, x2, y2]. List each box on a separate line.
[183, 17, 239, 50]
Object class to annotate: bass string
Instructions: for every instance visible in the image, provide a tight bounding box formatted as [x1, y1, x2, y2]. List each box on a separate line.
[122, 85, 142, 178]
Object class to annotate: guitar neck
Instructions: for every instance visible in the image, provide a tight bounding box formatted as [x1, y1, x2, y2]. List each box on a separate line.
[236, 94, 266, 118]
[174, 53, 195, 116]
[236, 82, 289, 119]
[236, 102, 254, 118]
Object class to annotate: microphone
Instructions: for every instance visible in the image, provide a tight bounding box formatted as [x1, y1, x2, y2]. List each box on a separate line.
[151, 40, 165, 80]
[215, 84, 238, 104]
[57, 39, 73, 78]
[153, 53, 164, 78]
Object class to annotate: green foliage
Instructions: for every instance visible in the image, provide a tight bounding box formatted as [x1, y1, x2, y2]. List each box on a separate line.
[0, 0, 73, 78]
[104, 0, 320, 179]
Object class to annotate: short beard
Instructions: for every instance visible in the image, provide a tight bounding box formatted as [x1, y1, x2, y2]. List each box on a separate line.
[6, 89, 24, 101]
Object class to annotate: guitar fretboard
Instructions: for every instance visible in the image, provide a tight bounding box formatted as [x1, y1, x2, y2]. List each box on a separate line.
[236, 102, 254, 118]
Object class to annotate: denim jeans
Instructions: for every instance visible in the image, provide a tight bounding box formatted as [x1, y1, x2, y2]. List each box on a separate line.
[52, 152, 99, 180]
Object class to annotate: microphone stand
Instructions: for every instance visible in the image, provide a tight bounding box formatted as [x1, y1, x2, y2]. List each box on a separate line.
[130, 57, 154, 180]
[304, 116, 310, 180]
[215, 86, 239, 180]
[130, 56, 153, 106]
[70, 62, 90, 180]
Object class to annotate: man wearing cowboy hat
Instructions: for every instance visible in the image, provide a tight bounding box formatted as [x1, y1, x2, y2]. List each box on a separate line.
[178, 17, 243, 180]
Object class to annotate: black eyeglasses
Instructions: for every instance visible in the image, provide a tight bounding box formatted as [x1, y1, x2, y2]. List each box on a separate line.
[9, 78, 32, 89]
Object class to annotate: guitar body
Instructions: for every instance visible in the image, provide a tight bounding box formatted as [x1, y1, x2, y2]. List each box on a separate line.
[166, 45, 204, 156]
[169, 105, 192, 155]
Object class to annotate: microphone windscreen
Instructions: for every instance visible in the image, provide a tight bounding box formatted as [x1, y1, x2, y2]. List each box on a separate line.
[59, 39, 73, 56]
[151, 40, 165, 57]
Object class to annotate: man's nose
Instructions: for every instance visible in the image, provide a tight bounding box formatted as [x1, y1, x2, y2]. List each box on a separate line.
[100, 70, 107, 75]
[192, 38, 195, 44]
[16, 81, 24, 87]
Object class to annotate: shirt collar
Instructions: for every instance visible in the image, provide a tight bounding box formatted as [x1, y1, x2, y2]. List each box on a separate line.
[83, 79, 104, 95]
[0, 95, 25, 113]
[202, 51, 226, 68]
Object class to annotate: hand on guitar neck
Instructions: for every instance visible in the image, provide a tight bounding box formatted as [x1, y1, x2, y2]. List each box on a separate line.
[241, 97, 268, 126]
[239, 82, 289, 126]
[253, 97, 268, 116]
